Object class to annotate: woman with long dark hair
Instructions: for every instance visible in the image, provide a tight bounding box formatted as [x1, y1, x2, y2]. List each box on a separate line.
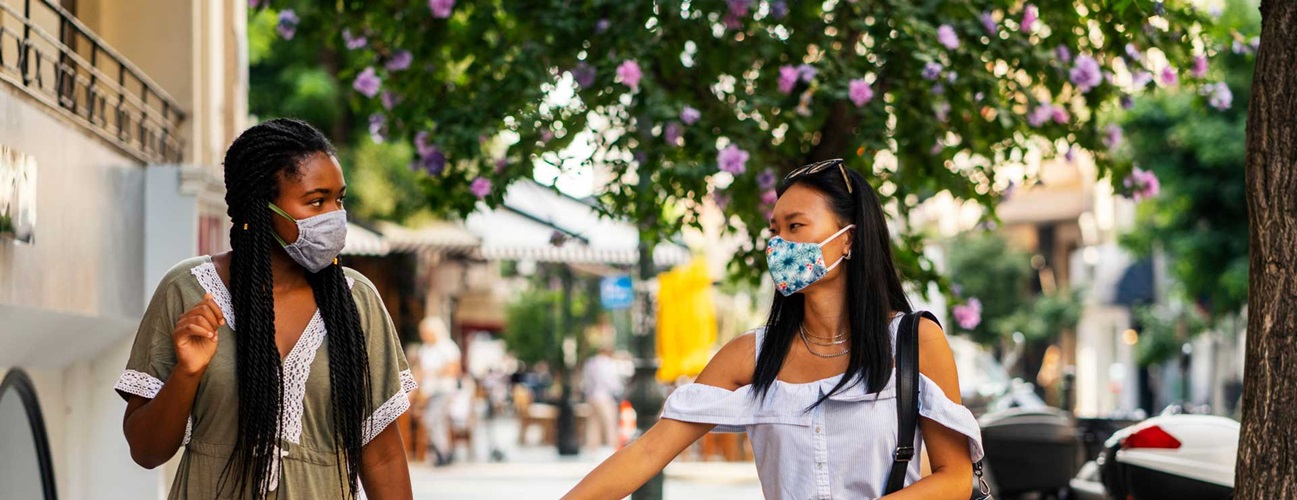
[115, 118, 416, 499]
[565, 159, 984, 499]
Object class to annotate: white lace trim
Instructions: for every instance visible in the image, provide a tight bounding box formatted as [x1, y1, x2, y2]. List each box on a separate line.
[114, 371, 194, 444]
[114, 369, 164, 399]
[400, 369, 418, 395]
[282, 311, 326, 443]
[190, 262, 236, 329]
[189, 261, 362, 445]
[362, 389, 411, 446]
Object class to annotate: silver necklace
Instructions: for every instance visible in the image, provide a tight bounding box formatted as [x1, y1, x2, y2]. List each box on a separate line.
[800, 325, 851, 358]
[799, 326, 850, 346]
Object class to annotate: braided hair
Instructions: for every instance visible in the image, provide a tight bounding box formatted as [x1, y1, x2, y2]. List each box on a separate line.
[220, 118, 372, 499]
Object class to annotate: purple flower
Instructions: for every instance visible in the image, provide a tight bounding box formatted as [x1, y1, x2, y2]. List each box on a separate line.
[1125, 43, 1144, 62]
[1120, 95, 1134, 110]
[757, 169, 777, 191]
[381, 91, 399, 110]
[922, 62, 943, 80]
[1069, 55, 1102, 93]
[368, 114, 386, 143]
[1191, 55, 1208, 78]
[1249, 37, 1260, 52]
[540, 128, 554, 143]
[1123, 167, 1160, 201]
[937, 24, 960, 50]
[935, 102, 951, 122]
[386, 50, 413, 71]
[413, 148, 447, 175]
[947, 71, 958, 83]
[848, 78, 874, 107]
[770, 0, 789, 19]
[569, 63, 596, 88]
[249, 0, 264, 8]
[276, 10, 299, 40]
[494, 158, 508, 173]
[616, 60, 642, 90]
[1104, 124, 1124, 150]
[342, 29, 368, 50]
[1027, 103, 1053, 127]
[1131, 71, 1153, 89]
[797, 64, 817, 82]
[596, 19, 611, 33]
[760, 189, 778, 206]
[727, 0, 751, 18]
[1064, 145, 1077, 163]
[974, 91, 985, 102]
[353, 67, 381, 98]
[415, 131, 436, 159]
[1159, 66, 1178, 86]
[470, 177, 492, 199]
[680, 106, 701, 125]
[777, 65, 799, 93]
[664, 122, 683, 146]
[1055, 45, 1072, 64]
[1231, 39, 1249, 55]
[931, 84, 945, 95]
[1021, 4, 1038, 32]
[1052, 106, 1070, 124]
[1204, 82, 1233, 110]
[717, 144, 749, 175]
[953, 298, 983, 330]
[429, 0, 454, 18]
[980, 11, 998, 34]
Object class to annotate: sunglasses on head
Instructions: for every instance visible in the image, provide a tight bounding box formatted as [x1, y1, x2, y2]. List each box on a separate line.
[784, 158, 853, 194]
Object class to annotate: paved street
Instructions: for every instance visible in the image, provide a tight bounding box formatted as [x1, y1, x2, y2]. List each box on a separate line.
[409, 416, 763, 499]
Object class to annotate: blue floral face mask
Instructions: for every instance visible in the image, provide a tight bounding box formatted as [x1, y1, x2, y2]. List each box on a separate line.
[766, 224, 855, 296]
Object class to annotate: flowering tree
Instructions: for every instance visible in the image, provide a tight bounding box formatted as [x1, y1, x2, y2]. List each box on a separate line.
[261, 0, 1219, 288]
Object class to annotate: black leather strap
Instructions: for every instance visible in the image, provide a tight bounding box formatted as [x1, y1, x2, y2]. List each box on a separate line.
[884, 311, 939, 495]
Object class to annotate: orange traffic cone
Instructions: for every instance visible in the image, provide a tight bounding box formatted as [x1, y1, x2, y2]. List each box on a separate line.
[617, 400, 637, 449]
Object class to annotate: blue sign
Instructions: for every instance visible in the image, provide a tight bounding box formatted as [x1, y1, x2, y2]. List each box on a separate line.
[600, 275, 634, 310]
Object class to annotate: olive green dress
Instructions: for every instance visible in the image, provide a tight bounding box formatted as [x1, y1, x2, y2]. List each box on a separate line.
[114, 256, 416, 499]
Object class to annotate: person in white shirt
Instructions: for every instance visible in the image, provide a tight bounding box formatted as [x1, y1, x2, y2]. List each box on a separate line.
[582, 346, 625, 450]
[418, 316, 461, 466]
[564, 159, 983, 499]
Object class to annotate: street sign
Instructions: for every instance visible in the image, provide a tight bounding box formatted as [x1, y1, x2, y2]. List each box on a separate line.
[600, 275, 634, 310]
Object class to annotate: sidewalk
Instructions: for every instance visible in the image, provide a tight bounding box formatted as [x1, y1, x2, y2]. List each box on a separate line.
[409, 415, 762, 499]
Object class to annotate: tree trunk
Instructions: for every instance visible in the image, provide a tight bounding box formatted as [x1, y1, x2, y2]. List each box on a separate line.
[1236, 1, 1297, 496]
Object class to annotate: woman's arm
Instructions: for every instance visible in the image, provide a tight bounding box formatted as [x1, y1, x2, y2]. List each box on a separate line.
[360, 422, 414, 500]
[562, 333, 756, 500]
[123, 294, 224, 469]
[883, 318, 975, 499]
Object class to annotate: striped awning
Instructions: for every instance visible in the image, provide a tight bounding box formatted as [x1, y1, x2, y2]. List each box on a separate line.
[371, 220, 482, 259]
[342, 222, 391, 256]
[465, 181, 692, 267]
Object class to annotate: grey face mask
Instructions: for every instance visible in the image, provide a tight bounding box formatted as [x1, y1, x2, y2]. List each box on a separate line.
[268, 202, 348, 273]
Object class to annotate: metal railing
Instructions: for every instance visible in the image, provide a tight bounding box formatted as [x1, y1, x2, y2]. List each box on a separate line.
[0, 0, 186, 164]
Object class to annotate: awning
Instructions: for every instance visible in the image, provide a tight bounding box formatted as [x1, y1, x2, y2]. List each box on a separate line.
[465, 181, 692, 267]
[374, 220, 482, 259]
[1115, 259, 1155, 306]
[342, 222, 391, 256]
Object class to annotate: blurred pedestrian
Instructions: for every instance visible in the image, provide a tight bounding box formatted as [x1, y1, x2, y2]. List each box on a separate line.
[419, 316, 462, 466]
[582, 345, 625, 450]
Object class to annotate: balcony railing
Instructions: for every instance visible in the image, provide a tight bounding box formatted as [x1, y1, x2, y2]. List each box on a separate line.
[0, 0, 186, 164]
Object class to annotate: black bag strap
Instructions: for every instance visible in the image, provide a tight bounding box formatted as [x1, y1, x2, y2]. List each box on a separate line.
[884, 310, 939, 495]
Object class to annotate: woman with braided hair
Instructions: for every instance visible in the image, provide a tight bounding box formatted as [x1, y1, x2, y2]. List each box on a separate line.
[114, 118, 417, 499]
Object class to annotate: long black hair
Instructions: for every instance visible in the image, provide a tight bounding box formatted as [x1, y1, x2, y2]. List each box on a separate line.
[220, 118, 372, 499]
[752, 163, 912, 407]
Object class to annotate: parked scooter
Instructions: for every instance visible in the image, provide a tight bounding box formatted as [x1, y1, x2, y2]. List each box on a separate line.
[1070, 407, 1238, 500]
